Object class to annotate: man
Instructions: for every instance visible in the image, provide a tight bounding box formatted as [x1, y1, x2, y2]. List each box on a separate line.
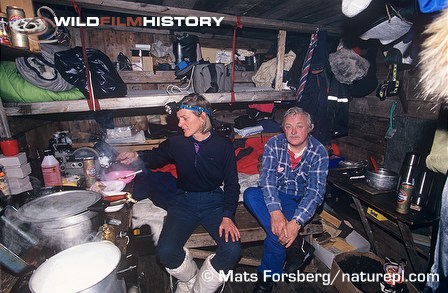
[244, 107, 329, 292]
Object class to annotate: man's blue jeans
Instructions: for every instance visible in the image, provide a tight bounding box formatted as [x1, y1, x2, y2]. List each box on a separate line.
[156, 190, 242, 272]
[244, 187, 299, 275]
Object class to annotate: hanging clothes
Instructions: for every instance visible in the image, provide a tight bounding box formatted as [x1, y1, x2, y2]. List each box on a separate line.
[296, 30, 331, 146]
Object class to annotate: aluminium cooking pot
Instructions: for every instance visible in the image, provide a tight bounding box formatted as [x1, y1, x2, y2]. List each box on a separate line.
[365, 168, 398, 191]
[15, 190, 107, 252]
[29, 241, 125, 293]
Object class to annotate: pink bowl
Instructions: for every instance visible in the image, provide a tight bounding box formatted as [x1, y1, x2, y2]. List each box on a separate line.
[104, 170, 137, 184]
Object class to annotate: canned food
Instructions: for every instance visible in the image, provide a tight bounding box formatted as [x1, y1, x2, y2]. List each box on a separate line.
[396, 183, 414, 214]
[83, 157, 97, 188]
[6, 6, 29, 49]
[0, 12, 11, 45]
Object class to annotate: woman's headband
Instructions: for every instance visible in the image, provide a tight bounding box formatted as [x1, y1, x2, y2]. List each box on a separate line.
[178, 103, 212, 116]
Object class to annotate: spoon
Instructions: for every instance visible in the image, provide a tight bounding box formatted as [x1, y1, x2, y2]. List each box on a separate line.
[119, 169, 143, 179]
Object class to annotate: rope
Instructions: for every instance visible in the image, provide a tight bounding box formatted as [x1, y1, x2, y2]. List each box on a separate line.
[71, 0, 100, 111]
[166, 66, 195, 95]
[230, 16, 243, 105]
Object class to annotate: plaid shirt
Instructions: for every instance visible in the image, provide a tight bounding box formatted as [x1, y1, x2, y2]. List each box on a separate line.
[259, 134, 329, 225]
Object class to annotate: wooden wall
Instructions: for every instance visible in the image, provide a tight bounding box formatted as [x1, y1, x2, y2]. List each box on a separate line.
[8, 27, 444, 166]
[334, 64, 442, 167]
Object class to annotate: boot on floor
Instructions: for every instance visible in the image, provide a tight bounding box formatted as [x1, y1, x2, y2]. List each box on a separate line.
[193, 254, 224, 293]
[253, 272, 275, 293]
[166, 249, 198, 293]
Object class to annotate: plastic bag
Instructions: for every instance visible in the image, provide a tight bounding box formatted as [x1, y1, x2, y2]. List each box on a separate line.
[54, 46, 127, 99]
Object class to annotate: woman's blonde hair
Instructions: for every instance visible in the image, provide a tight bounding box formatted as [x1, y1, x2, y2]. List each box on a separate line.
[179, 93, 213, 133]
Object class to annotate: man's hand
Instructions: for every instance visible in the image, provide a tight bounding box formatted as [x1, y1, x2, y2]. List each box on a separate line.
[270, 210, 288, 241]
[281, 220, 301, 248]
[219, 217, 241, 242]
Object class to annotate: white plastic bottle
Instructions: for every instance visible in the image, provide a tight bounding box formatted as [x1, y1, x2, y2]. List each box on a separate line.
[41, 149, 62, 187]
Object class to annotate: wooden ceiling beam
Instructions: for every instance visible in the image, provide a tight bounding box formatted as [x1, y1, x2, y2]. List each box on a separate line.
[37, 0, 341, 35]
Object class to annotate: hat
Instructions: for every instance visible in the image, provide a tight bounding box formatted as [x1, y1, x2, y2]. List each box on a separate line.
[342, 0, 373, 17]
[329, 48, 370, 85]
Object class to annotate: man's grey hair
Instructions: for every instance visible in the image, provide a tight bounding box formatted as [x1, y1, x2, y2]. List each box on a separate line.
[282, 107, 314, 131]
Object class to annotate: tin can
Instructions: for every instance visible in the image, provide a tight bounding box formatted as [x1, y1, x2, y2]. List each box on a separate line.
[102, 224, 116, 244]
[0, 169, 11, 197]
[0, 12, 11, 45]
[83, 157, 96, 188]
[6, 6, 29, 49]
[396, 183, 414, 214]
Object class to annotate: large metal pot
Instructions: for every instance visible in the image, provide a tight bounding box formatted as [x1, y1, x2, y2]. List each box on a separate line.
[15, 190, 105, 251]
[365, 168, 398, 191]
[29, 241, 125, 293]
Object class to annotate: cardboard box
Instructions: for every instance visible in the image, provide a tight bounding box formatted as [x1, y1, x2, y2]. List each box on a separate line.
[142, 56, 154, 72]
[7, 176, 31, 189]
[9, 181, 32, 195]
[201, 47, 218, 63]
[0, 152, 28, 167]
[131, 49, 153, 72]
[330, 251, 419, 293]
[311, 230, 370, 269]
[4, 162, 32, 178]
[131, 56, 143, 71]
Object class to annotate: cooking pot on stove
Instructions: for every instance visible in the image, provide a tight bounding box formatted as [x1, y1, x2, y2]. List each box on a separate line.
[365, 168, 398, 191]
[29, 241, 125, 293]
[15, 190, 107, 252]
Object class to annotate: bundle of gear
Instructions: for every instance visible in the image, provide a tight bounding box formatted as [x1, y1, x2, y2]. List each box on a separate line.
[9, 6, 71, 46]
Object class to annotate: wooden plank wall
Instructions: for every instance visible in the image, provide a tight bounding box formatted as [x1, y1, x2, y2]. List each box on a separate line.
[9, 27, 443, 165]
[334, 63, 442, 165]
[12, 26, 269, 157]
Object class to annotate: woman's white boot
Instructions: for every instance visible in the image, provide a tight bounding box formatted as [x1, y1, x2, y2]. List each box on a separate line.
[193, 254, 224, 293]
[166, 249, 198, 293]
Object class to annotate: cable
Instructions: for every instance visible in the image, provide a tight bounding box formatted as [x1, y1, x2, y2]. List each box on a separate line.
[10, 18, 47, 34]
[9, 6, 61, 44]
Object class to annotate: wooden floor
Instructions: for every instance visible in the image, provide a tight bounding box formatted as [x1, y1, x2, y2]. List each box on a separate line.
[133, 243, 340, 293]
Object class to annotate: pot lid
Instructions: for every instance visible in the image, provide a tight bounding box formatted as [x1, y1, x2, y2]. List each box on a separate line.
[16, 190, 102, 222]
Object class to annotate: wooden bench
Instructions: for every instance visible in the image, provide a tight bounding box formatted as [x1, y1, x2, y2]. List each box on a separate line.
[186, 203, 266, 266]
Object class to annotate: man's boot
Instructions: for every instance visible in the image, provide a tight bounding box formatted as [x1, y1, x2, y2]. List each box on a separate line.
[253, 272, 275, 293]
[193, 254, 223, 293]
[166, 249, 198, 293]
[283, 236, 315, 275]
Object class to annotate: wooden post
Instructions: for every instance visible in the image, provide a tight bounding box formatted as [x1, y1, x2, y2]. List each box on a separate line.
[0, 99, 12, 138]
[274, 30, 287, 91]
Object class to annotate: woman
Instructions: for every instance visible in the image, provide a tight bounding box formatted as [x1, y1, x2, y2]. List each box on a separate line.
[117, 93, 241, 293]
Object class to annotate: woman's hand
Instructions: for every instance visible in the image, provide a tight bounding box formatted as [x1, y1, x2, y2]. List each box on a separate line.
[219, 217, 241, 242]
[116, 152, 138, 165]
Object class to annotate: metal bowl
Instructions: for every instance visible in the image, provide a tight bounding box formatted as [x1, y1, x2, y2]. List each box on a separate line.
[365, 168, 398, 191]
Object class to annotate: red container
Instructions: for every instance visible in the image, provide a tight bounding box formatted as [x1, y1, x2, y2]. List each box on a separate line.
[0, 139, 19, 156]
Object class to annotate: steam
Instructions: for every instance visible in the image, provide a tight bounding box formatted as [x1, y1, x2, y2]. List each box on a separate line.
[1, 196, 103, 255]
[99, 157, 145, 182]
[1, 207, 40, 256]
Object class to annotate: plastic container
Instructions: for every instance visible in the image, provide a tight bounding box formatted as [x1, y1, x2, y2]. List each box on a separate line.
[41, 150, 62, 187]
[0, 139, 19, 156]
[0, 167, 11, 196]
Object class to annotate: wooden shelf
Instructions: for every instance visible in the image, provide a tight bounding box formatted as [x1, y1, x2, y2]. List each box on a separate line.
[3, 88, 294, 116]
[0, 44, 39, 61]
